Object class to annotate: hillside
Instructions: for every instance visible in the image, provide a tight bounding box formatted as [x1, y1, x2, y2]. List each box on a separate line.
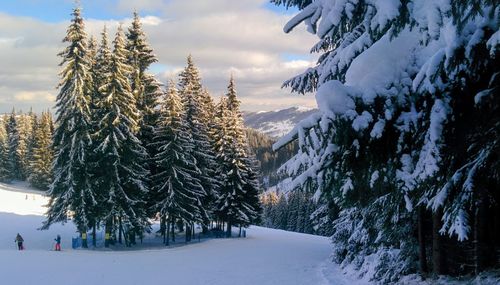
[243, 107, 317, 139]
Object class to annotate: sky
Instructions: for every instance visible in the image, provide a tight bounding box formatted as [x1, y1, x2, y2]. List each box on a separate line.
[0, 0, 318, 113]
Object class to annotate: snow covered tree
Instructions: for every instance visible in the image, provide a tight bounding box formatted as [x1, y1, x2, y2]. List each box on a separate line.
[26, 109, 38, 177]
[178, 56, 217, 229]
[94, 25, 149, 246]
[28, 112, 54, 190]
[178, 55, 202, 93]
[0, 117, 10, 182]
[215, 77, 261, 237]
[42, 7, 97, 247]
[6, 110, 32, 181]
[90, 26, 112, 127]
[6, 110, 19, 181]
[151, 80, 205, 244]
[126, 12, 163, 186]
[273, 0, 500, 281]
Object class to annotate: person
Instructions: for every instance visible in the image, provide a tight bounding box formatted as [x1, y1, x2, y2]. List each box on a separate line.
[54, 234, 61, 251]
[15, 233, 24, 250]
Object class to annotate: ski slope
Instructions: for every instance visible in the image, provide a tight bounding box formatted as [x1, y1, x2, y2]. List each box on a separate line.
[0, 182, 351, 285]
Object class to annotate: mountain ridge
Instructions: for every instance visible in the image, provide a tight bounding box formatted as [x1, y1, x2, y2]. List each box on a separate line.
[243, 106, 317, 139]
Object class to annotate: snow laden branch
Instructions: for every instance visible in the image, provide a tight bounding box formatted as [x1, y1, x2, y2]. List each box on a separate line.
[276, 0, 500, 281]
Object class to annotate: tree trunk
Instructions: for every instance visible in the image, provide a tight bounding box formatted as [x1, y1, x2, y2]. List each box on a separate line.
[226, 221, 232, 238]
[166, 218, 170, 246]
[432, 209, 446, 275]
[418, 206, 428, 274]
[118, 216, 123, 244]
[161, 215, 166, 245]
[105, 219, 111, 248]
[474, 194, 488, 274]
[185, 222, 190, 243]
[105, 217, 113, 247]
[239, 225, 242, 237]
[171, 219, 175, 242]
[130, 229, 136, 246]
[177, 220, 184, 232]
[92, 223, 97, 248]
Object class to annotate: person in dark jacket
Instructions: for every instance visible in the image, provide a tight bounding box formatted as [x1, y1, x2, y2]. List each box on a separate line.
[15, 233, 24, 250]
[54, 234, 61, 251]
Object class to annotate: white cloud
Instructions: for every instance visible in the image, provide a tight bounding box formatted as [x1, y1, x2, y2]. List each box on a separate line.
[0, 1, 317, 113]
[14, 91, 55, 102]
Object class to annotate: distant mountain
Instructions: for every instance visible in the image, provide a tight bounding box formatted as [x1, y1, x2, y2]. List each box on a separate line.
[243, 106, 317, 138]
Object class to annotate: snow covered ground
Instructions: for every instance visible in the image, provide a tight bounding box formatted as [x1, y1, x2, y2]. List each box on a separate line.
[2, 182, 497, 285]
[0, 182, 351, 285]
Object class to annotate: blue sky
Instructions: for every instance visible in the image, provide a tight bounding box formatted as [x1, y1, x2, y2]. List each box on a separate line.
[0, 0, 158, 22]
[0, 0, 295, 22]
[0, 0, 316, 112]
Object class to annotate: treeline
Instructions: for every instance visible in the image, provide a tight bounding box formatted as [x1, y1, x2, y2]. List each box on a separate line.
[0, 110, 54, 190]
[260, 188, 317, 235]
[32, 7, 261, 248]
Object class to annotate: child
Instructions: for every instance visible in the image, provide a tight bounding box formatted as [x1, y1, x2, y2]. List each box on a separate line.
[54, 234, 61, 251]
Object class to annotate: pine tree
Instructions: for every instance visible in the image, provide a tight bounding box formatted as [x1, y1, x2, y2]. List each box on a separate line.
[42, 7, 97, 247]
[215, 77, 261, 237]
[91, 26, 112, 127]
[0, 117, 10, 182]
[15, 112, 33, 180]
[126, 12, 163, 190]
[26, 109, 38, 178]
[273, 0, 500, 281]
[151, 80, 205, 244]
[94, 25, 149, 246]
[178, 56, 216, 229]
[28, 112, 54, 190]
[178, 55, 202, 93]
[6, 110, 19, 181]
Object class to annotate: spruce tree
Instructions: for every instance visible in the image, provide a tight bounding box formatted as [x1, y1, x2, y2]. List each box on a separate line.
[15, 112, 33, 180]
[126, 12, 163, 188]
[42, 7, 96, 247]
[273, 0, 500, 281]
[151, 80, 205, 244]
[178, 55, 202, 93]
[0, 118, 10, 182]
[178, 56, 216, 229]
[215, 77, 261, 236]
[26, 109, 38, 179]
[94, 25, 149, 246]
[6, 110, 19, 181]
[28, 112, 54, 190]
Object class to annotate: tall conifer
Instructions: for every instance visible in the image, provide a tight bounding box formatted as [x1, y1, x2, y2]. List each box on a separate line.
[42, 7, 96, 246]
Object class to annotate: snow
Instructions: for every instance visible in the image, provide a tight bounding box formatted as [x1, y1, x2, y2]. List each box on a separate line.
[0, 181, 351, 285]
[369, 171, 379, 189]
[351, 111, 373, 132]
[0, 181, 48, 216]
[370, 119, 385, 139]
[486, 30, 500, 55]
[345, 28, 419, 102]
[315, 80, 356, 115]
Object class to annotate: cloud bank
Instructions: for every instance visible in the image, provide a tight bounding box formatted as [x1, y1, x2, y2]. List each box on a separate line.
[0, 0, 317, 113]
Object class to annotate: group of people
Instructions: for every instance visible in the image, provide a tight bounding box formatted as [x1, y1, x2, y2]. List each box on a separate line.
[14, 233, 62, 251]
